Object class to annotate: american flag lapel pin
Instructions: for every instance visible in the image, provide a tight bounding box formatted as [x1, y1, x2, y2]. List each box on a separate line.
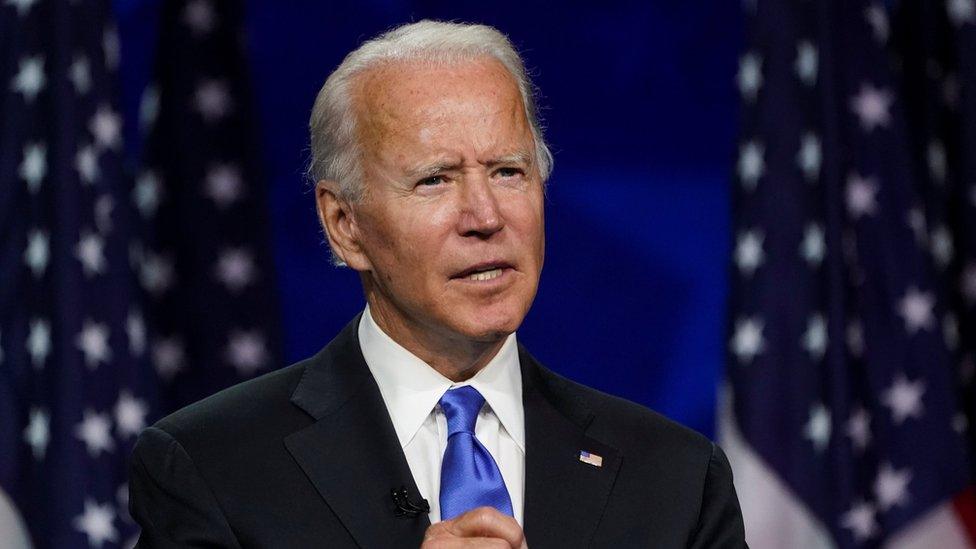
[579, 450, 603, 467]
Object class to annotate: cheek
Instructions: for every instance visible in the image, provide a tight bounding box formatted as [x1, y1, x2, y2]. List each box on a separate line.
[363, 205, 456, 273]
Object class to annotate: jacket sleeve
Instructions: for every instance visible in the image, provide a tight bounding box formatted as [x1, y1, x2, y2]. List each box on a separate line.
[128, 426, 242, 548]
[689, 442, 748, 549]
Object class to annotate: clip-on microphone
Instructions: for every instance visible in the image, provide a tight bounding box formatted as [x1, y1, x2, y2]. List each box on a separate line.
[391, 486, 430, 518]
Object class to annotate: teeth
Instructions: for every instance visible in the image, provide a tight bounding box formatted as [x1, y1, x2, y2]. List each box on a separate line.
[468, 268, 503, 281]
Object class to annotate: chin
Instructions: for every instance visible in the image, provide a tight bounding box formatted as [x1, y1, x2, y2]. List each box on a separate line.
[450, 304, 527, 342]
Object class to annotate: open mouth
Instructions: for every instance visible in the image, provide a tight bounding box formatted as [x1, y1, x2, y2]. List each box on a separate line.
[452, 262, 513, 282]
[466, 268, 504, 282]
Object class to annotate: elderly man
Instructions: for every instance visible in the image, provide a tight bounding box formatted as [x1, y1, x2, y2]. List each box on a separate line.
[128, 20, 746, 548]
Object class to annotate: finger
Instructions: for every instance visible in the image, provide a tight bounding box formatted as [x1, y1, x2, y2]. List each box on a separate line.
[421, 536, 512, 549]
[444, 507, 525, 548]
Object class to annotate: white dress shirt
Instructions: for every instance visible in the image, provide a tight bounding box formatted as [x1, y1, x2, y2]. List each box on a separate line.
[358, 306, 525, 525]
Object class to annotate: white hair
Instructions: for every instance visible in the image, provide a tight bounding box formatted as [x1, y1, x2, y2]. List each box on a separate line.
[307, 20, 554, 202]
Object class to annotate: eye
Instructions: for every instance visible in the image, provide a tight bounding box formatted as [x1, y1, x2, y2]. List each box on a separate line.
[417, 175, 445, 187]
[495, 167, 523, 178]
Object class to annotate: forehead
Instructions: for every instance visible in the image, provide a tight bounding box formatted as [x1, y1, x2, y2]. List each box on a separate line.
[352, 57, 530, 153]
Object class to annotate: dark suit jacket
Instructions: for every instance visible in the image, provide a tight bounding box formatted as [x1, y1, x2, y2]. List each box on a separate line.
[128, 316, 746, 548]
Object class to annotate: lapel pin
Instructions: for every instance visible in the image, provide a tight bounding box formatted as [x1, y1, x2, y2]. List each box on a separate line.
[579, 450, 603, 467]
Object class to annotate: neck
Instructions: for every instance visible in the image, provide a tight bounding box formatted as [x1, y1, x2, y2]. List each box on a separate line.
[365, 298, 508, 383]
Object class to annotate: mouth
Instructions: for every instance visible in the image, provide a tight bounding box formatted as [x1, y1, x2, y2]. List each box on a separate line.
[451, 262, 514, 282]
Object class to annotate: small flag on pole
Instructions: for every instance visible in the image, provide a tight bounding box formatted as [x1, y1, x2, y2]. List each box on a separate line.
[579, 450, 603, 468]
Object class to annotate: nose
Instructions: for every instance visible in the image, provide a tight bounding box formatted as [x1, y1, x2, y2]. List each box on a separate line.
[457, 174, 504, 238]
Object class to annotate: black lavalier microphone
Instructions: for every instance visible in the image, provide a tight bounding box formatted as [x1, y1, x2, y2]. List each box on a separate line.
[391, 486, 430, 518]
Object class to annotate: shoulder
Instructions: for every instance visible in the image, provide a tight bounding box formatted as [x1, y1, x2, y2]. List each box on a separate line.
[149, 356, 315, 454]
[526, 353, 713, 461]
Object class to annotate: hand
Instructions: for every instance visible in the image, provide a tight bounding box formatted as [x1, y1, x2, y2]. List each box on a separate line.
[421, 507, 527, 548]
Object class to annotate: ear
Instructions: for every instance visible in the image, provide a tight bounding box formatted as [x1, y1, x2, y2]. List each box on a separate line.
[315, 180, 373, 271]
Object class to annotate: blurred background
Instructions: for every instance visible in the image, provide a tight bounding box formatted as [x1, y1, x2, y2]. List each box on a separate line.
[2, 0, 975, 548]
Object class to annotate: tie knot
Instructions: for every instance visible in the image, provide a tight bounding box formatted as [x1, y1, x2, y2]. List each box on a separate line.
[439, 385, 485, 436]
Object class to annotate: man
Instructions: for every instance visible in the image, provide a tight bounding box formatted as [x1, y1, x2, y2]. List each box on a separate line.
[128, 20, 746, 548]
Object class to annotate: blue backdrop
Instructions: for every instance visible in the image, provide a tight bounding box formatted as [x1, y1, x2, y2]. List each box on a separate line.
[116, 1, 742, 437]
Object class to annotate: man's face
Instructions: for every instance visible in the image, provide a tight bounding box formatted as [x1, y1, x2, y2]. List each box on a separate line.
[338, 57, 545, 346]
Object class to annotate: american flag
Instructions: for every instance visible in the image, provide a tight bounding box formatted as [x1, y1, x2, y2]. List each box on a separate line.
[722, 0, 976, 547]
[0, 0, 154, 547]
[133, 0, 282, 413]
[0, 0, 282, 546]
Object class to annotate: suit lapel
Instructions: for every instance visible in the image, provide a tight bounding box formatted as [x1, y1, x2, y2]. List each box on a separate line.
[520, 347, 621, 547]
[284, 317, 430, 548]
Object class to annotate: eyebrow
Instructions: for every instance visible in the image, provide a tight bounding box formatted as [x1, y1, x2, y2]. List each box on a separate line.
[484, 151, 533, 168]
[404, 151, 534, 180]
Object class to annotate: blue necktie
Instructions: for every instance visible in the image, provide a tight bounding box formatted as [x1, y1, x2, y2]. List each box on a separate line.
[438, 385, 514, 520]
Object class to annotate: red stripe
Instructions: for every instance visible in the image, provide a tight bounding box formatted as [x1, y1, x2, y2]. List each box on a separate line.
[952, 487, 976, 543]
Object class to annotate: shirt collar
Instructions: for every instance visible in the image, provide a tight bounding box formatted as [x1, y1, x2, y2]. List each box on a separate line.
[358, 306, 525, 453]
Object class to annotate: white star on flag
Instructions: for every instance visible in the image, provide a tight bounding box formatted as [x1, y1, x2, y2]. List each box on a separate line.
[11, 55, 45, 102]
[114, 391, 148, 438]
[89, 105, 123, 151]
[948, 0, 976, 26]
[73, 498, 118, 549]
[139, 85, 160, 130]
[906, 207, 928, 246]
[897, 286, 935, 334]
[737, 140, 765, 191]
[133, 170, 162, 218]
[800, 223, 825, 267]
[183, 0, 216, 34]
[794, 41, 818, 86]
[195, 79, 233, 123]
[152, 337, 185, 380]
[882, 374, 926, 424]
[801, 313, 827, 361]
[19, 142, 46, 192]
[962, 262, 976, 305]
[929, 226, 954, 268]
[849, 83, 893, 131]
[737, 52, 762, 102]
[216, 248, 256, 292]
[75, 143, 100, 185]
[95, 194, 115, 235]
[5, 0, 39, 17]
[206, 163, 244, 208]
[76, 319, 112, 370]
[846, 320, 865, 357]
[841, 499, 878, 542]
[803, 403, 831, 453]
[226, 330, 268, 376]
[797, 132, 821, 181]
[103, 25, 120, 70]
[69, 55, 92, 95]
[864, 4, 890, 42]
[734, 229, 764, 277]
[846, 173, 879, 218]
[26, 317, 51, 369]
[126, 310, 146, 356]
[24, 228, 49, 277]
[74, 409, 115, 457]
[731, 317, 765, 365]
[24, 407, 50, 460]
[954, 413, 969, 434]
[845, 407, 871, 452]
[76, 230, 107, 277]
[874, 463, 912, 511]
[140, 252, 176, 296]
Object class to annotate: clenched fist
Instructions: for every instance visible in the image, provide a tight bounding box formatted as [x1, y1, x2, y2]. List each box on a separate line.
[421, 507, 527, 548]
